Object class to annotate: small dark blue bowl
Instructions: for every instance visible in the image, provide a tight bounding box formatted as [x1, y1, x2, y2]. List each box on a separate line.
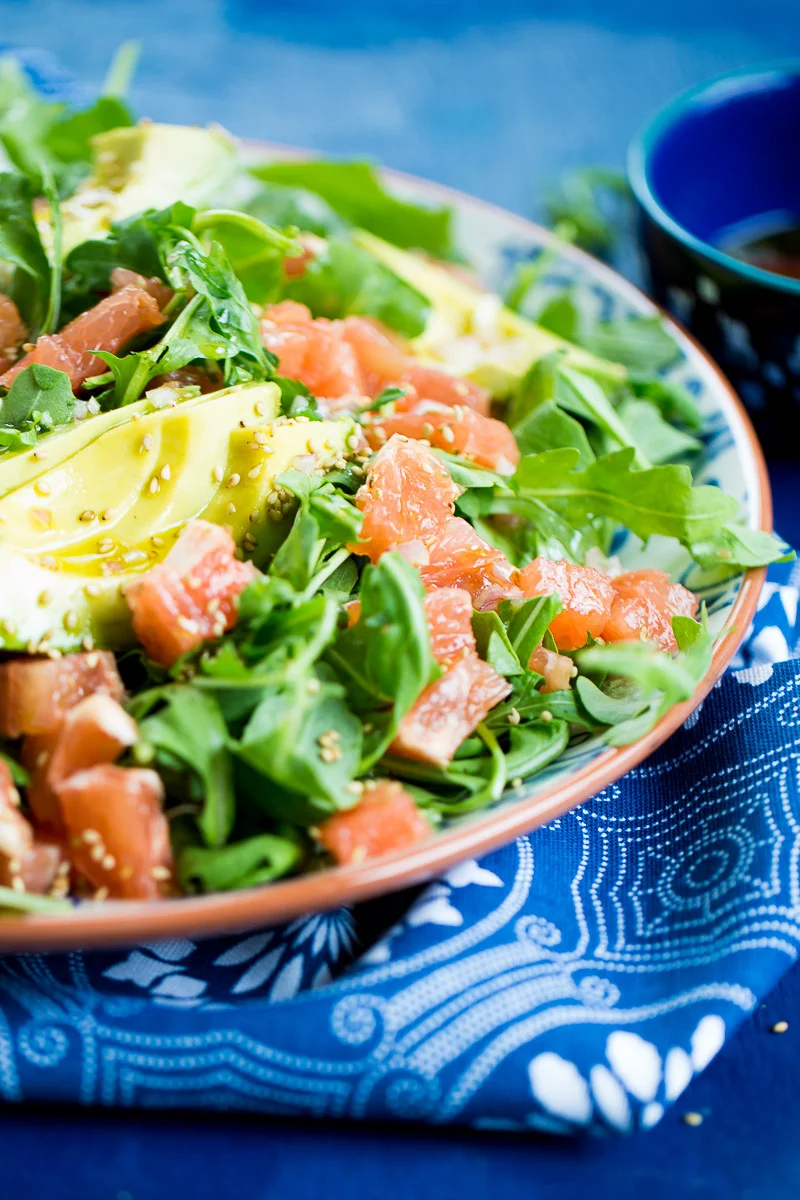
[628, 63, 800, 450]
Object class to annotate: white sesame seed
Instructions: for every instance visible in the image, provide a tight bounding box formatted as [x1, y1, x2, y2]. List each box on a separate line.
[247, 464, 262, 480]
[37, 590, 52, 607]
[35, 479, 51, 496]
[213, 466, 224, 483]
[149, 477, 160, 495]
[226, 473, 241, 488]
[141, 434, 154, 452]
[226, 502, 237, 515]
[79, 509, 96, 523]
[160, 464, 171, 481]
[89, 843, 106, 862]
[64, 611, 78, 631]
[541, 710, 553, 723]
[150, 865, 171, 881]
[507, 708, 521, 726]
[81, 829, 101, 844]
[102, 853, 116, 871]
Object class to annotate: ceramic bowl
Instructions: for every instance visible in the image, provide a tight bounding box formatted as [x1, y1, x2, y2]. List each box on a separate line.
[0, 161, 771, 950]
[629, 62, 800, 450]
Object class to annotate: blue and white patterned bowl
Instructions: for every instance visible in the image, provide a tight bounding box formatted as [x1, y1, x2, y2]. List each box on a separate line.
[0, 160, 772, 952]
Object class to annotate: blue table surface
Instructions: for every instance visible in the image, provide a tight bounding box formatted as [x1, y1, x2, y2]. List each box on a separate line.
[2, 2, 800, 1196]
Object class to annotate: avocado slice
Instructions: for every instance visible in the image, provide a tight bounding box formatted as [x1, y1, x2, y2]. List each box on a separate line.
[0, 403, 358, 653]
[57, 122, 236, 253]
[0, 383, 282, 554]
[353, 231, 626, 395]
[0, 382, 273, 500]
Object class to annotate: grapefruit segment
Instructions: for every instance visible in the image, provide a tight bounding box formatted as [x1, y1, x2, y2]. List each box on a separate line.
[127, 519, 257, 667]
[0, 285, 166, 391]
[316, 779, 431, 864]
[529, 646, 574, 693]
[25, 695, 138, 831]
[0, 651, 124, 738]
[0, 294, 27, 361]
[602, 569, 698, 652]
[517, 558, 615, 651]
[391, 651, 511, 766]
[260, 301, 366, 407]
[56, 764, 172, 900]
[364, 398, 519, 474]
[421, 517, 521, 610]
[424, 586, 476, 664]
[352, 435, 461, 563]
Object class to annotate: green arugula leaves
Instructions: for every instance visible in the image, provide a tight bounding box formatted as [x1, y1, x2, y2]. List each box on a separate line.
[250, 158, 454, 258]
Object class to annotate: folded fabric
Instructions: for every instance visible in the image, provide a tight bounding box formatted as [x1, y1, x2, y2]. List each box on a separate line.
[0, 557, 797, 1133]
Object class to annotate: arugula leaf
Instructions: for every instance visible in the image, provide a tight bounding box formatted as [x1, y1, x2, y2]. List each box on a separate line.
[135, 687, 236, 847]
[510, 447, 739, 545]
[689, 524, 794, 572]
[0, 172, 51, 335]
[193, 209, 300, 304]
[512, 399, 595, 467]
[498, 594, 562, 667]
[246, 181, 347, 238]
[284, 235, 430, 337]
[0, 56, 133, 193]
[543, 166, 630, 254]
[580, 315, 680, 373]
[0, 750, 28, 786]
[252, 159, 453, 257]
[327, 553, 437, 768]
[628, 373, 703, 431]
[558, 366, 649, 466]
[0, 364, 74, 428]
[577, 612, 712, 745]
[615, 397, 701, 464]
[471, 610, 523, 675]
[178, 832, 302, 892]
[274, 374, 321, 420]
[237, 677, 362, 805]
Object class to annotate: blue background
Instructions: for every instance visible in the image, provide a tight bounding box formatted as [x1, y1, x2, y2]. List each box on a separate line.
[1, 1, 800, 1196]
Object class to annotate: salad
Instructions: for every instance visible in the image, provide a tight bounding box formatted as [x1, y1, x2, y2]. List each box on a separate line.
[0, 52, 789, 911]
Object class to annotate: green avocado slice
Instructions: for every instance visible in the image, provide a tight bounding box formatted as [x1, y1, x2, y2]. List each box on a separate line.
[0, 404, 358, 653]
[0, 383, 282, 554]
[353, 231, 626, 395]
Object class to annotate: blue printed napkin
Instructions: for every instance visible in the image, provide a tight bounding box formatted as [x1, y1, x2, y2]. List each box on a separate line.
[0, 555, 797, 1134]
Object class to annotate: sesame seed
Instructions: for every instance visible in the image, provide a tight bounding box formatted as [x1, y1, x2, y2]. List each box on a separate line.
[249, 509, 260, 523]
[26, 639, 39, 655]
[151, 535, 164, 547]
[102, 853, 116, 871]
[268, 509, 283, 523]
[82, 636, 95, 653]
[345, 781, 365, 795]
[141, 434, 154, 452]
[247, 464, 262, 480]
[421, 422, 435, 437]
[84, 582, 101, 597]
[149, 477, 160, 495]
[40, 555, 56, 569]
[37, 590, 52, 607]
[64, 611, 78, 631]
[350, 846, 368, 864]
[307, 678, 321, 694]
[81, 829, 101, 844]
[177, 615, 201, 634]
[682, 1112, 703, 1127]
[207, 598, 220, 615]
[512, 777, 524, 789]
[213, 466, 224, 483]
[97, 538, 113, 553]
[541, 710, 553, 723]
[101, 508, 114, 522]
[150, 865, 172, 881]
[129, 411, 141, 421]
[226, 473, 241, 488]
[570, 665, 579, 678]
[79, 509, 97, 523]
[46, 648, 62, 660]
[507, 708, 521, 726]
[89, 843, 106, 862]
[439, 425, 455, 444]
[85, 652, 99, 667]
[226, 502, 237, 515]
[32, 448, 47, 460]
[771, 1020, 789, 1034]
[11, 877, 26, 893]
[254, 401, 266, 416]
[93, 887, 109, 902]
[7, 858, 20, 873]
[34, 479, 51, 496]
[254, 430, 268, 444]
[160, 464, 171, 481]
